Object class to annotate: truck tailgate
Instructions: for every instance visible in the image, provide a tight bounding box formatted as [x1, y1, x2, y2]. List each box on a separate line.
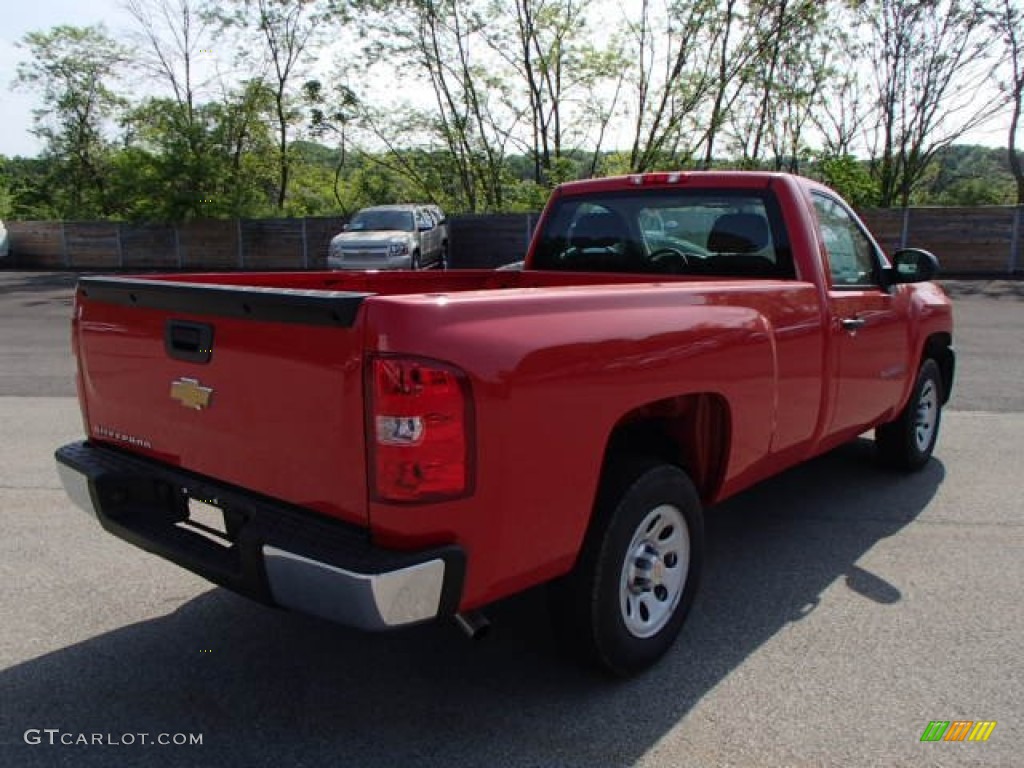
[73, 276, 372, 526]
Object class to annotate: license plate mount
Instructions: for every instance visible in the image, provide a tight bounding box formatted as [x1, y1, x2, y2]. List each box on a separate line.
[182, 496, 232, 547]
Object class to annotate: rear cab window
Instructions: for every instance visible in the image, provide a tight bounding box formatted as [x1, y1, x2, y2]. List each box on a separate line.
[531, 188, 794, 278]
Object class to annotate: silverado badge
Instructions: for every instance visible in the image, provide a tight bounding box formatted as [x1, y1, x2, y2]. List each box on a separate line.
[171, 377, 214, 410]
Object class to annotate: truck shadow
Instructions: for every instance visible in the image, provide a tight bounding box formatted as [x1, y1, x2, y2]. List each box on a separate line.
[2, 439, 943, 767]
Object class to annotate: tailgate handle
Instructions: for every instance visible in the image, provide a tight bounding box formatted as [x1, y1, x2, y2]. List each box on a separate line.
[165, 320, 214, 363]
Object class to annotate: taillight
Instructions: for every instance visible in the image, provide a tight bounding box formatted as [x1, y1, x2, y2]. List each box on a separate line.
[367, 355, 474, 503]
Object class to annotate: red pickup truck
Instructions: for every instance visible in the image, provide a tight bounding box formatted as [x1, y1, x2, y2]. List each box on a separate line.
[56, 172, 954, 675]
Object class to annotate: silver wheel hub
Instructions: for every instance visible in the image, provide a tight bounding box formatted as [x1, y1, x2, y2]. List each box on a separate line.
[914, 379, 938, 452]
[619, 504, 689, 639]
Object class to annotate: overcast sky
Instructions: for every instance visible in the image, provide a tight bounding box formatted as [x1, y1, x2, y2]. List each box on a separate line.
[0, 0, 1013, 160]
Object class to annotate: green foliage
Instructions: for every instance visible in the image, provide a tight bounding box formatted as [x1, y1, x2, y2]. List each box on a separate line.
[0, 156, 60, 219]
[811, 146, 1017, 207]
[2, 139, 1018, 222]
[915, 145, 1016, 206]
[212, 0, 341, 211]
[817, 154, 880, 207]
[1, 5, 1018, 221]
[13, 25, 129, 218]
[0, 172, 14, 220]
[929, 179, 1013, 206]
[856, 0, 997, 207]
[114, 81, 281, 221]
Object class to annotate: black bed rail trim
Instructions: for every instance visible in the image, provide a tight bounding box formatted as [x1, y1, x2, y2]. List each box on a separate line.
[78, 276, 372, 327]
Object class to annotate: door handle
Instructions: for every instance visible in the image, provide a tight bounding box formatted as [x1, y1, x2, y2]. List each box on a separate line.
[165, 319, 214, 363]
[841, 317, 866, 331]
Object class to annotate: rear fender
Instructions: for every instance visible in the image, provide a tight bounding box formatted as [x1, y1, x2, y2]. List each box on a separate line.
[601, 394, 732, 504]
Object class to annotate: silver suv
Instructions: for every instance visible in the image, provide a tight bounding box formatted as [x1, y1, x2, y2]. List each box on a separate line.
[328, 204, 448, 270]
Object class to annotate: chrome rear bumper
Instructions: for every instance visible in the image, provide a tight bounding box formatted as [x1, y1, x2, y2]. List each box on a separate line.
[262, 547, 447, 628]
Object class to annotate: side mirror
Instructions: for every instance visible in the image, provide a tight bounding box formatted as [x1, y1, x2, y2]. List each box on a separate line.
[890, 248, 940, 283]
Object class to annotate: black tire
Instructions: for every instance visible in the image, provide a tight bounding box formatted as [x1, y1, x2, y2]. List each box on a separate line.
[410, 250, 422, 270]
[876, 358, 943, 470]
[549, 457, 704, 676]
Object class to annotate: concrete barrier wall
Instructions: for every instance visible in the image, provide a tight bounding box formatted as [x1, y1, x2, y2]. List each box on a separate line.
[4, 208, 1022, 275]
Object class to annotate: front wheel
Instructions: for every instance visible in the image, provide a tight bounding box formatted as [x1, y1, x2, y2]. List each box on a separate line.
[549, 458, 704, 676]
[876, 358, 944, 470]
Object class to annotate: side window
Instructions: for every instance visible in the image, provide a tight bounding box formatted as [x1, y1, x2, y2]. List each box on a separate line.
[415, 209, 432, 230]
[812, 194, 879, 287]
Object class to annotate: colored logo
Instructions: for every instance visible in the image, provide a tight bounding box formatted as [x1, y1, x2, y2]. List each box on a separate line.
[920, 720, 996, 742]
[170, 377, 214, 410]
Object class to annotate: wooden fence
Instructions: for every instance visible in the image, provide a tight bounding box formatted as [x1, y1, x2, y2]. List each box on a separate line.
[3, 208, 1022, 275]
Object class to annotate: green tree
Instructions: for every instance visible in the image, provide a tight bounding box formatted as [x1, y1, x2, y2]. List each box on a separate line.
[914, 144, 1015, 204]
[123, 0, 223, 220]
[699, 0, 753, 168]
[120, 82, 279, 220]
[13, 25, 129, 217]
[988, 0, 1024, 204]
[356, 0, 519, 211]
[304, 79, 360, 212]
[0, 156, 60, 219]
[816, 153, 880, 207]
[0, 161, 16, 219]
[809, 14, 873, 160]
[621, 0, 720, 171]
[207, 80, 280, 216]
[856, 0, 1001, 207]
[485, 0, 611, 186]
[218, 0, 340, 212]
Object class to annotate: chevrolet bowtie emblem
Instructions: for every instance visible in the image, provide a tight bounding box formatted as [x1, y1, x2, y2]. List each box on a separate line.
[170, 377, 214, 410]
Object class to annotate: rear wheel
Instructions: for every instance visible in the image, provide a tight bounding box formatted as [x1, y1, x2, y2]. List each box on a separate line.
[550, 458, 704, 676]
[876, 358, 943, 470]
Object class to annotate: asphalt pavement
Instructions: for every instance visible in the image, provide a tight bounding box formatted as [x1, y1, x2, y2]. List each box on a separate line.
[0, 271, 1021, 767]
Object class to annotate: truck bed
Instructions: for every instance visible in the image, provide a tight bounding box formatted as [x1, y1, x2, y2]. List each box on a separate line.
[72, 269, 806, 532]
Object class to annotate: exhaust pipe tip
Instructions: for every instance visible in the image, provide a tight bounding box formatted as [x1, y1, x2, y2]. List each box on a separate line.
[454, 610, 491, 640]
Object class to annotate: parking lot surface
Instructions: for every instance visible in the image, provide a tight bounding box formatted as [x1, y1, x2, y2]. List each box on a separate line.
[0, 272, 1021, 767]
